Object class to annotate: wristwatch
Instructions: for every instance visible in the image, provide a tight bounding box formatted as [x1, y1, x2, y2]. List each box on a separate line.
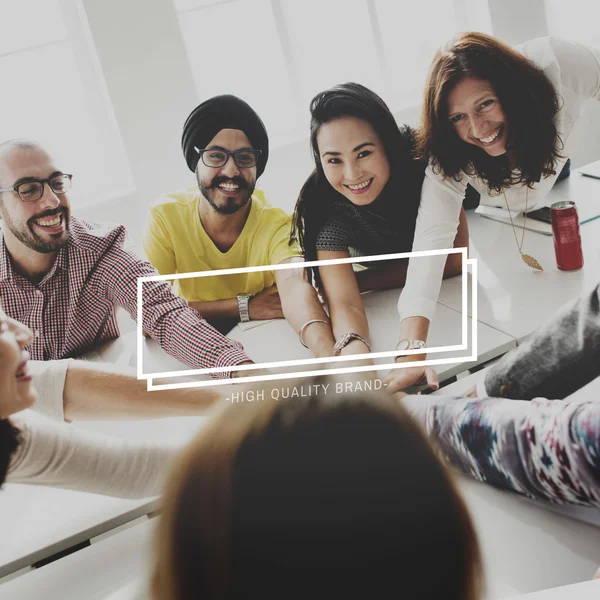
[395, 339, 427, 352]
[333, 332, 371, 356]
[237, 294, 251, 323]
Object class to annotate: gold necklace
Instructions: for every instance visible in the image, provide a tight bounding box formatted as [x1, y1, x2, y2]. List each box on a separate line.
[501, 187, 543, 271]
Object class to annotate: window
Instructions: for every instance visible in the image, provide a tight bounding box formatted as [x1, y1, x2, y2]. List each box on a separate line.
[0, 0, 133, 207]
[174, 0, 493, 146]
[376, 0, 461, 108]
[281, 0, 385, 128]
[177, 0, 298, 145]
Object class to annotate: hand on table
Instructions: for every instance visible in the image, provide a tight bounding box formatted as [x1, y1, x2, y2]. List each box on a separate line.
[382, 364, 439, 394]
[248, 289, 284, 320]
[230, 361, 271, 381]
[231, 370, 267, 380]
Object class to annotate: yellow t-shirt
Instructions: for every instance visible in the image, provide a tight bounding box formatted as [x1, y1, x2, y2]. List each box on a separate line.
[142, 187, 301, 302]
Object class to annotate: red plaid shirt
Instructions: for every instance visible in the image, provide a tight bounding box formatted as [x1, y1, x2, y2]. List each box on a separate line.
[0, 218, 250, 377]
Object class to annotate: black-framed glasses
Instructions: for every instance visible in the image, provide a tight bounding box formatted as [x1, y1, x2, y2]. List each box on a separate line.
[194, 147, 261, 169]
[0, 173, 73, 203]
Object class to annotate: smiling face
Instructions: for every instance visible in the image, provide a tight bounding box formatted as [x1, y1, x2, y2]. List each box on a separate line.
[317, 116, 390, 207]
[0, 310, 37, 419]
[447, 77, 508, 157]
[195, 129, 257, 215]
[0, 144, 71, 254]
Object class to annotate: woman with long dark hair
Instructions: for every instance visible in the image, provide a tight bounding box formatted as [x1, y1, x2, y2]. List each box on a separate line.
[388, 33, 600, 392]
[292, 83, 467, 369]
[152, 377, 483, 600]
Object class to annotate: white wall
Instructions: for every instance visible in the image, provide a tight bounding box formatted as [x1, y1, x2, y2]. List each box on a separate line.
[79, 0, 197, 242]
[488, 0, 549, 45]
[76, 0, 600, 247]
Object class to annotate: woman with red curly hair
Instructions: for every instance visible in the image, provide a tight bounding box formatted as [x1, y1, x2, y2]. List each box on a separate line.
[387, 33, 600, 393]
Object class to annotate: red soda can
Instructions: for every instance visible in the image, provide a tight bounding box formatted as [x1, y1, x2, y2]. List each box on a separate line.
[550, 201, 584, 271]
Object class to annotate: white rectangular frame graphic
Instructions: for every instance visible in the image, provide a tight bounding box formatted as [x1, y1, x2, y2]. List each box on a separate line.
[137, 249, 477, 391]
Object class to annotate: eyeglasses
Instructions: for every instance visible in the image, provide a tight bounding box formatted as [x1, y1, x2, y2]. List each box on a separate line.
[0, 173, 73, 203]
[194, 147, 261, 169]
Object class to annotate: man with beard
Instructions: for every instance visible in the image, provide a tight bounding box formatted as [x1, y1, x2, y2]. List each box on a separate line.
[143, 95, 336, 357]
[0, 138, 256, 378]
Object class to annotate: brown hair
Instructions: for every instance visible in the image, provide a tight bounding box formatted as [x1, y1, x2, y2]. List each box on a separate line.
[417, 32, 563, 192]
[153, 378, 483, 600]
[0, 419, 21, 486]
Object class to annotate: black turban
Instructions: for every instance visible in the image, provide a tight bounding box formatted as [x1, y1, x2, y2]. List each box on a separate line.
[181, 94, 269, 178]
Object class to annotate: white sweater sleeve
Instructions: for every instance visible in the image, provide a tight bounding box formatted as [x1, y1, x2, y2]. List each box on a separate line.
[7, 412, 178, 499]
[397, 163, 465, 321]
[398, 158, 564, 323]
[28, 359, 72, 422]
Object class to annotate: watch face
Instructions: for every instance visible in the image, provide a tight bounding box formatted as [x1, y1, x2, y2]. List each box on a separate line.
[396, 339, 409, 351]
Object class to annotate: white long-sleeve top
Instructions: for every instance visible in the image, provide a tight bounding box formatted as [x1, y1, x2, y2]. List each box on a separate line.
[398, 37, 600, 322]
[6, 360, 179, 499]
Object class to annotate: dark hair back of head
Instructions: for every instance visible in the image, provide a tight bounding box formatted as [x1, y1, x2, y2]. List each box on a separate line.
[154, 379, 482, 600]
[0, 419, 21, 487]
[291, 83, 423, 279]
[417, 32, 562, 191]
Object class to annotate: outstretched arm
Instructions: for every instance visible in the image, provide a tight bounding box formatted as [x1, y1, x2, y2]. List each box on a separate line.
[403, 393, 600, 507]
[276, 257, 335, 358]
[8, 412, 178, 498]
[384, 205, 469, 392]
[108, 228, 252, 378]
[483, 283, 600, 399]
[63, 361, 225, 421]
[317, 250, 372, 361]
[29, 359, 226, 423]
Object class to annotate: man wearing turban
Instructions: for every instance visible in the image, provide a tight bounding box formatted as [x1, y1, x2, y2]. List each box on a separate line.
[143, 95, 335, 357]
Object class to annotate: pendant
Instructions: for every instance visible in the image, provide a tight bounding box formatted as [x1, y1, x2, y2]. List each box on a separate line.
[521, 253, 543, 271]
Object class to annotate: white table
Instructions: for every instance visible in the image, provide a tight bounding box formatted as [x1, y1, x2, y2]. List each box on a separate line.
[0, 518, 154, 600]
[460, 472, 600, 598]
[103, 580, 600, 600]
[437, 172, 600, 342]
[0, 415, 205, 579]
[509, 580, 600, 599]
